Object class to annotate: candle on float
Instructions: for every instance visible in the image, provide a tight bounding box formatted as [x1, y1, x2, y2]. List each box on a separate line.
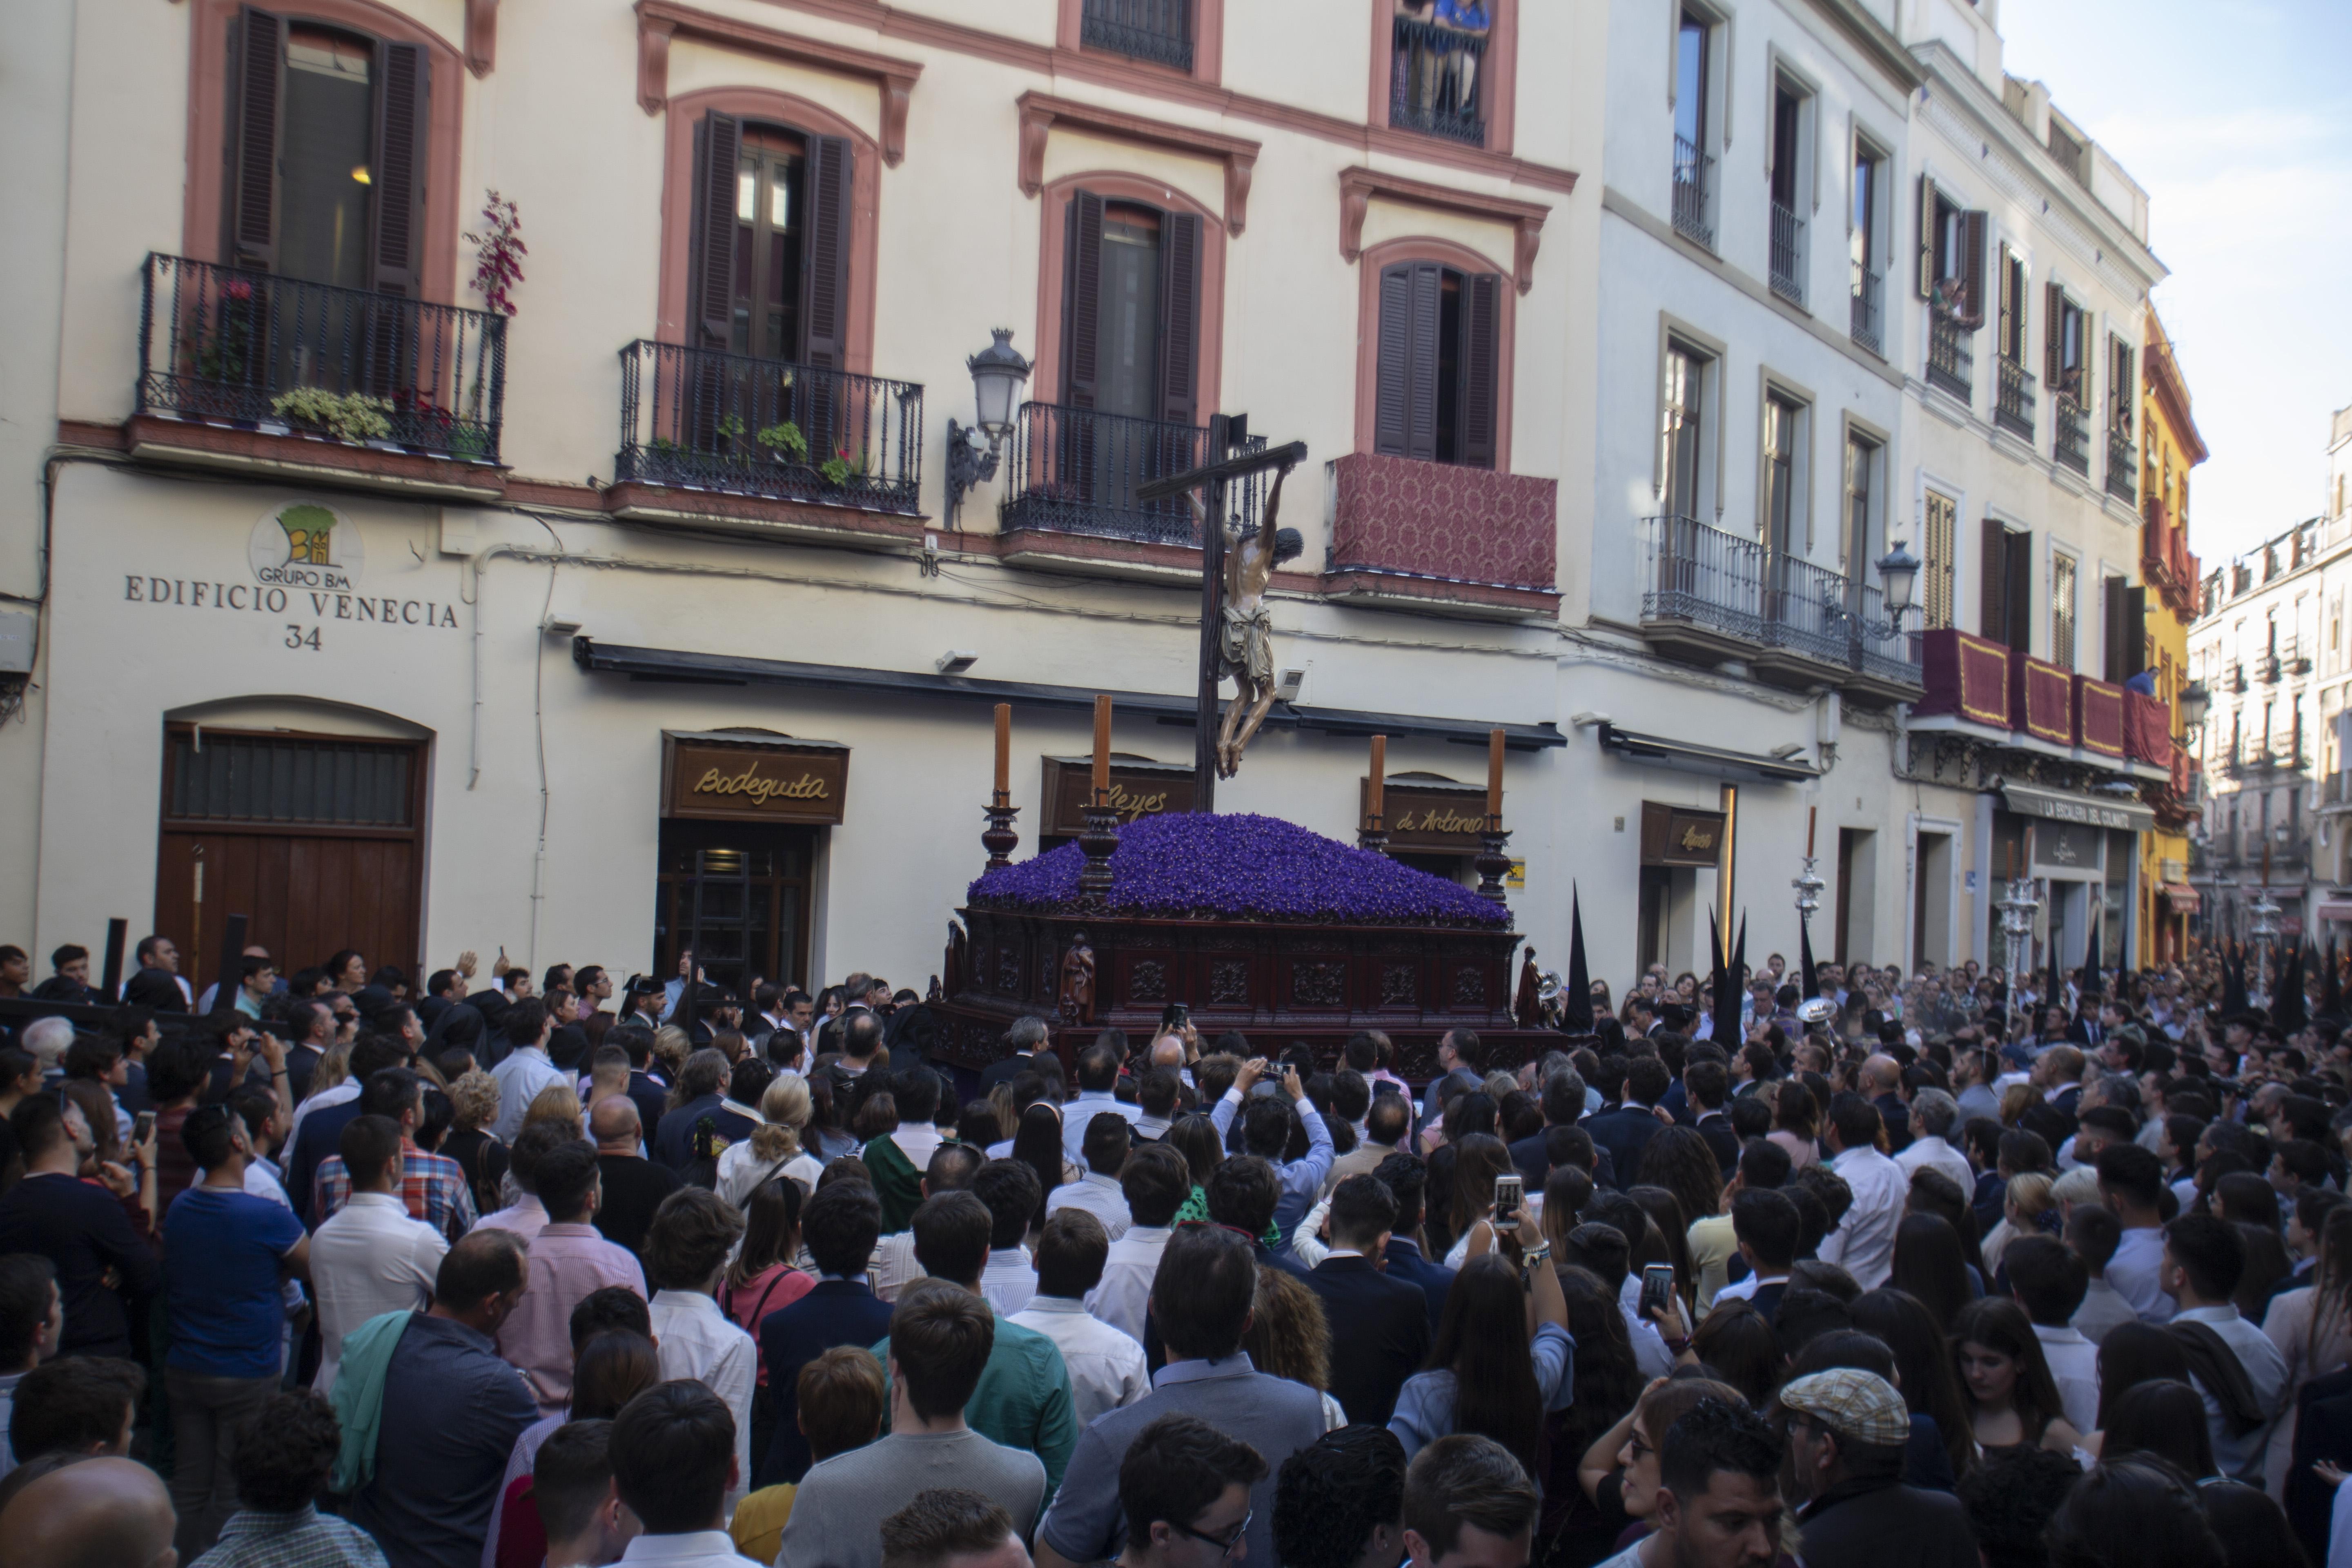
[993, 704, 1011, 801]
[1092, 695, 1111, 802]
[1486, 728, 1505, 823]
[1368, 735, 1387, 824]
[1806, 805, 1817, 858]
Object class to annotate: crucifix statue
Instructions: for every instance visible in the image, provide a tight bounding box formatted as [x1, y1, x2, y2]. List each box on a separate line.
[1135, 415, 1308, 809]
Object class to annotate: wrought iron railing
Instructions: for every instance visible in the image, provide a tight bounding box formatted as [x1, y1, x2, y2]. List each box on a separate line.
[1390, 17, 1488, 146]
[1000, 402, 1265, 547]
[2107, 431, 2138, 503]
[1762, 552, 1853, 666]
[615, 341, 923, 514]
[1996, 358, 2037, 441]
[1672, 135, 1713, 247]
[2054, 392, 2091, 475]
[1640, 514, 1765, 642]
[1850, 266, 1883, 354]
[1927, 311, 1972, 403]
[138, 252, 505, 462]
[1769, 201, 1804, 303]
[1081, 0, 1193, 71]
[1850, 582, 1922, 686]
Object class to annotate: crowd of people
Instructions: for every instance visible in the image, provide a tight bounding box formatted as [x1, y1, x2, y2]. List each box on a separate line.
[0, 929, 2348, 1568]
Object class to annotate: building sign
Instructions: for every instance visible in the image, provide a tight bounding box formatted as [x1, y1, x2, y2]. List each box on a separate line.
[1367, 778, 1489, 853]
[1640, 802, 1726, 868]
[1042, 755, 1196, 836]
[662, 731, 849, 825]
[2000, 782, 2154, 833]
[2029, 820, 2105, 873]
[122, 501, 462, 640]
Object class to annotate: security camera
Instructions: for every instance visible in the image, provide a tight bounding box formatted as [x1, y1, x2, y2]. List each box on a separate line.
[1769, 743, 1806, 760]
[935, 650, 978, 675]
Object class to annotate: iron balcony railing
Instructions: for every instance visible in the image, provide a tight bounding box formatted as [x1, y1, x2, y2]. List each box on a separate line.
[1672, 135, 1713, 247]
[1081, 0, 1193, 71]
[2054, 392, 2091, 475]
[1927, 311, 1972, 403]
[1996, 358, 2037, 441]
[1641, 514, 1766, 643]
[1762, 552, 1854, 666]
[1769, 201, 1804, 303]
[2107, 431, 2138, 503]
[1390, 16, 1488, 146]
[138, 252, 505, 462]
[1000, 402, 1265, 547]
[2326, 772, 2352, 807]
[1850, 582, 1923, 686]
[615, 341, 923, 514]
[1850, 266, 1883, 355]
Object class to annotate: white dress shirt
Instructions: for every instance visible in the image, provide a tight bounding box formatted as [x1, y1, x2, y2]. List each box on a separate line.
[310, 1192, 445, 1390]
[490, 1045, 570, 1143]
[887, 1123, 944, 1172]
[2031, 1321, 2100, 1434]
[865, 1230, 924, 1303]
[1060, 1091, 1145, 1163]
[1818, 1143, 1907, 1290]
[2175, 1303, 2290, 1485]
[979, 1247, 1037, 1317]
[1091, 1225, 1171, 1342]
[1894, 1134, 1976, 1197]
[2105, 1227, 2178, 1323]
[1009, 1295, 1149, 1426]
[1044, 1172, 1132, 1240]
[617, 1529, 764, 1567]
[647, 1290, 757, 1513]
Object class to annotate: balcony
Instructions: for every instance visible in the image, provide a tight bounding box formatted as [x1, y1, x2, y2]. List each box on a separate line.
[1849, 267, 1883, 356]
[1768, 202, 1805, 305]
[1927, 311, 1972, 403]
[134, 252, 506, 497]
[1082, 0, 1192, 72]
[1995, 358, 2037, 441]
[2123, 689, 2172, 770]
[2224, 740, 2308, 779]
[2053, 393, 2091, 475]
[1672, 136, 1713, 247]
[2107, 431, 2138, 503]
[1639, 514, 1766, 662]
[998, 403, 1245, 577]
[1326, 452, 1560, 618]
[611, 341, 924, 541]
[1390, 16, 1489, 146]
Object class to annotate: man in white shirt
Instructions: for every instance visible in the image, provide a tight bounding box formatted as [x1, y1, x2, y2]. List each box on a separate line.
[2096, 1143, 2178, 1323]
[309, 1114, 445, 1390]
[1894, 1089, 1975, 1196]
[1060, 1042, 1144, 1165]
[1816, 1094, 1907, 1291]
[1046, 1114, 1134, 1241]
[642, 1188, 758, 1516]
[972, 1161, 1041, 1318]
[2162, 1213, 2289, 1485]
[490, 999, 567, 1143]
[2004, 1234, 2100, 1433]
[867, 1143, 985, 1303]
[1091, 1145, 1188, 1343]
[1009, 1211, 1148, 1426]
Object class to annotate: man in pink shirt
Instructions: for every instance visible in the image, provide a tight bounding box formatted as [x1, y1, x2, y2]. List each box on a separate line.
[496, 1138, 646, 1412]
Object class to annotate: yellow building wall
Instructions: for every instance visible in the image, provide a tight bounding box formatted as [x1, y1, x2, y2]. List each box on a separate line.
[2138, 321, 2205, 967]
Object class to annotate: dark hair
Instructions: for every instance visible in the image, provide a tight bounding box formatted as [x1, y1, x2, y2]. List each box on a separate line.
[1401, 1434, 1537, 1560]
[533, 1418, 616, 1543]
[569, 1283, 655, 1349]
[437, 1227, 530, 1311]
[1850, 1288, 1976, 1481]
[1372, 1152, 1429, 1232]
[1081, 1111, 1132, 1177]
[1036, 1208, 1111, 1298]
[1689, 1299, 1781, 1406]
[8, 1095, 66, 1163]
[2047, 1457, 2225, 1568]
[803, 1181, 884, 1276]
[726, 1178, 805, 1293]
[798, 1346, 888, 1463]
[2097, 1142, 2167, 1211]
[880, 1488, 1019, 1568]
[893, 1066, 942, 1125]
[1273, 1425, 1407, 1568]
[2094, 1321, 2191, 1426]
[2005, 1234, 2089, 1326]
[1730, 1187, 1801, 1270]
[1120, 1413, 1270, 1541]
[2201, 1477, 2306, 1568]
[890, 1280, 998, 1419]
[531, 1138, 601, 1224]
[971, 1158, 1043, 1251]
[337, 1113, 406, 1187]
[0, 1256, 57, 1369]
[2067, 1202, 2123, 1270]
[1950, 1296, 2065, 1439]
[227, 1389, 342, 1512]
[1659, 1395, 1783, 1502]
[358, 1065, 424, 1121]
[1207, 1155, 1280, 1238]
[505, 998, 549, 1048]
[911, 1191, 994, 1287]
[1773, 1288, 1854, 1355]
[1890, 1213, 1974, 1329]
[1010, 1103, 1066, 1221]
[2101, 1380, 2216, 1479]
[610, 1381, 737, 1535]
[1166, 1114, 1223, 1187]
[2163, 1213, 2245, 1301]
[1955, 1446, 2085, 1568]
[1424, 1253, 1543, 1472]
[9, 1356, 143, 1461]
[1121, 1143, 1192, 1228]
[1152, 1222, 1258, 1361]
[1328, 1174, 1400, 1251]
[1639, 1126, 1724, 1248]
[642, 1188, 746, 1292]
[1561, 1222, 1631, 1298]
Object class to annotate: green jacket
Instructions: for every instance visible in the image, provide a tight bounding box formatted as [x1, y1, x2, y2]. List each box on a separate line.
[873, 1311, 1079, 1499]
[861, 1133, 924, 1235]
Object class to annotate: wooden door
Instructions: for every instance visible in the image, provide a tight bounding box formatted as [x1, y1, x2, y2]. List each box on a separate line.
[154, 725, 425, 986]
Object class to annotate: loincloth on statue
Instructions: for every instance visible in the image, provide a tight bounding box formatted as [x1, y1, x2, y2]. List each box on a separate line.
[1218, 601, 1274, 685]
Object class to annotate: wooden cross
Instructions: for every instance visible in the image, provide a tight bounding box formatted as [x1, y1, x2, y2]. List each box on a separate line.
[1134, 414, 1309, 811]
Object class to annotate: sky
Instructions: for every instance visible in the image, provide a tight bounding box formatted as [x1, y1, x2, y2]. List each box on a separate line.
[1997, 0, 2352, 566]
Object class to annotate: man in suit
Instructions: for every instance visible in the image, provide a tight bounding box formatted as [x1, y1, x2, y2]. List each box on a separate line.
[1506, 1069, 1616, 1189]
[1371, 1152, 1456, 1335]
[1685, 1057, 1741, 1177]
[1417, 1027, 1486, 1136]
[1584, 1055, 1672, 1191]
[1301, 1175, 1431, 1426]
[757, 1180, 895, 1486]
[1710, 1187, 1801, 1324]
[980, 1015, 1054, 1094]
[1323, 1086, 1408, 1198]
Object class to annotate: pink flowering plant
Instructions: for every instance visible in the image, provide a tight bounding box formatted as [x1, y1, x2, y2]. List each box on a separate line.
[466, 191, 526, 317]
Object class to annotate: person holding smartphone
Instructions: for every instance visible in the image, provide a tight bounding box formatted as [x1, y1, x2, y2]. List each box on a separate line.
[1386, 1190, 1570, 1467]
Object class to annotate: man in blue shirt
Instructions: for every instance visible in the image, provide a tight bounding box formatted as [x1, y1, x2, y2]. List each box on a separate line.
[161, 1101, 310, 1559]
[0, 1094, 157, 1360]
[1061, 1040, 1145, 1164]
[1210, 1058, 1332, 1241]
[759, 1180, 894, 1486]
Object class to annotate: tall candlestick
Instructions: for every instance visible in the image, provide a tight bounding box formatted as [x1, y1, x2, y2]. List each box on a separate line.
[1486, 728, 1505, 824]
[993, 704, 1011, 802]
[1092, 695, 1111, 803]
[1368, 735, 1387, 824]
[1806, 806, 1817, 858]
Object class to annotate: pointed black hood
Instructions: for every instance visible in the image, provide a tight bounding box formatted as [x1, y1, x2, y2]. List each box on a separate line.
[1563, 886, 1594, 1032]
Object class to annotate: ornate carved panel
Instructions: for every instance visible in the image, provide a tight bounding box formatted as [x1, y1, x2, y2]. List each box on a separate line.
[1209, 960, 1251, 1005]
[1453, 966, 1488, 1007]
[1380, 963, 1419, 1007]
[1293, 960, 1345, 1008]
[996, 946, 1022, 993]
[1130, 958, 1168, 1004]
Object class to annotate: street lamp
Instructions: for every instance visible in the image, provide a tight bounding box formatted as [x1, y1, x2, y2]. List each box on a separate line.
[1836, 540, 1921, 641]
[945, 329, 1031, 524]
[2178, 680, 2211, 739]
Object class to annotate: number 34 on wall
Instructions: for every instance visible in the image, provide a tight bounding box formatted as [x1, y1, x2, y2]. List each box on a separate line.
[284, 624, 322, 651]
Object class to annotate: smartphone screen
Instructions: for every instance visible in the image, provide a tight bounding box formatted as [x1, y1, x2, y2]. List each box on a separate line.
[1493, 1173, 1524, 1232]
[1640, 1263, 1675, 1316]
[134, 1110, 156, 1143]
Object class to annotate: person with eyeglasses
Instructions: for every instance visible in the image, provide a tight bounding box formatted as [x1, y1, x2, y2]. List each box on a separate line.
[1109, 1413, 1267, 1568]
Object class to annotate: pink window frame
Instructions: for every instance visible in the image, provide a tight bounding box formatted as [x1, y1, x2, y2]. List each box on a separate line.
[1029, 170, 1227, 417]
[1057, 0, 1226, 88]
[1369, 0, 1518, 157]
[1351, 235, 1517, 471]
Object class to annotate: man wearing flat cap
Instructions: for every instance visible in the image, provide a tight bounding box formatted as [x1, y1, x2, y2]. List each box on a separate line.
[1779, 1369, 1977, 1568]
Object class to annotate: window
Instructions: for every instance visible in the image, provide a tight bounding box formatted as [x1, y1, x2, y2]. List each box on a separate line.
[2043, 285, 2090, 399]
[1980, 520, 2031, 654]
[1082, 0, 1194, 72]
[1922, 488, 1958, 630]
[690, 114, 852, 367]
[1768, 81, 1808, 302]
[1059, 191, 1203, 426]
[1659, 342, 1708, 519]
[1916, 176, 1986, 327]
[1390, 0, 1493, 146]
[1671, 11, 1712, 245]
[1842, 431, 1878, 580]
[1374, 260, 1500, 467]
[2102, 575, 2140, 683]
[2107, 335, 2136, 438]
[2052, 550, 2078, 670]
[1850, 140, 1884, 348]
[223, 8, 427, 294]
[1762, 392, 1802, 555]
[1996, 245, 2028, 365]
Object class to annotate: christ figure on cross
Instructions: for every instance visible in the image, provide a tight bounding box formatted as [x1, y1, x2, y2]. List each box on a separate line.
[1193, 462, 1301, 777]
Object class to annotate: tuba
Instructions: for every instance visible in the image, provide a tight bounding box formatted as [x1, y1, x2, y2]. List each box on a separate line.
[1535, 969, 1565, 1026]
[1795, 996, 1842, 1030]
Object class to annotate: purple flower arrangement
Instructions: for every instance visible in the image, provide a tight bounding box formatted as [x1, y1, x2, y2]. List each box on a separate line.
[969, 812, 1510, 928]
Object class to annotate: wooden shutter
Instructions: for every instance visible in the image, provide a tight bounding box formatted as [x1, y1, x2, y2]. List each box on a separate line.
[2005, 529, 2033, 654]
[2077, 309, 2095, 407]
[1995, 244, 2013, 356]
[1156, 210, 1201, 427]
[1374, 263, 1415, 455]
[801, 135, 853, 369]
[1061, 192, 1105, 410]
[1980, 515, 2007, 643]
[1403, 262, 1442, 461]
[2044, 283, 2065, 387]
[1916, 173, 1938, 300]
[1955, 211, 1987, 329]
[2126, 586, 2147, 677]
[688, 113, 742, 351]
[224, 7, 285, 272]
[2113, 343, 2135, 434]
[1459, 272, 1501, 469]
[2103, 575, 2128, 681]
[368, 42, 428, 296]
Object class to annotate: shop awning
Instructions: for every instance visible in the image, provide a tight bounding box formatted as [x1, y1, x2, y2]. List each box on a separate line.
[572, 638, 1566, 752]
[1595, 722, 1821, 784]
[2160, 882, 2201, 913]
[1998, 781, 2155, 833]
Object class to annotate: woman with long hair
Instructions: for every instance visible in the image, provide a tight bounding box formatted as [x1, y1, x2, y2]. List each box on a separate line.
[1891, 1212, 1976, 1329]
[1441, 1134, 1516, 1267]
[1637, 1127, 1724, 1304]
[1626, 1186, 1695, 1311]
[1388, 1245, 1570, 1471]
[1541, 1266, 1642, 1558]
[1852, 1287, 1976, 1481]
[1688, 1298, 1780, 1407]
[1240, 1264, 1347, 1431]
[720, 1178, 812, 1341]
[1010, 1102, 1070, 1234]
[2262, 1203, 2352, 1492]
[1950, 1295, 2080, 1457]
[2087, 1320, 2192, 1454]
[2099, 1379, 2216, 1479]
[1904, 1167, 1990, 1288]
[716, 1074, 819, 1207]
[1768, 1077, 1821, 1172]
[803, 1073, 857, 1164]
